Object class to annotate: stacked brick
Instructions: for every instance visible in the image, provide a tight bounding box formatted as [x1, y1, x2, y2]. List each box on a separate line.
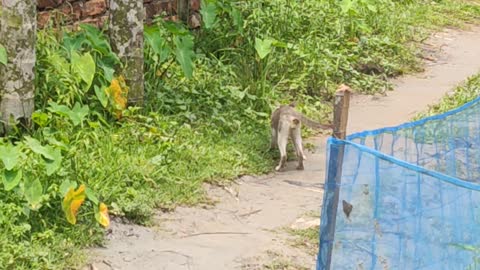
[37, 0, 201, 28]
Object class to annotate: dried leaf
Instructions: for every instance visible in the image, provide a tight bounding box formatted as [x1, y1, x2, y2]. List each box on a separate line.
[105, 76, 129, 119]
[62, 184, 86, 225]
[95, 203, 110, 227]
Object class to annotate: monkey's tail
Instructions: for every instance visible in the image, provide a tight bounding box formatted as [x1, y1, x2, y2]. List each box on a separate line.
[300, 115, 334, 130]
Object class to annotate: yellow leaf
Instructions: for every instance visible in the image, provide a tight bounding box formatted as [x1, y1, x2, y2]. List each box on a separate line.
[62, 184, 86, 225]
[95, 202, 110, 228]
[105, 76, 129, 119]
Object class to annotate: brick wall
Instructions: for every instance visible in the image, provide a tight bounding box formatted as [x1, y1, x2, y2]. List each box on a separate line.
[37, 0, 201, 28]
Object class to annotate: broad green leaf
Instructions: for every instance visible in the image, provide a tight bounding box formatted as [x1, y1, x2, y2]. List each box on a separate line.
[46, 137, 69, 151]
[47, 101, 71, 116]
[24, 177, 43, 209]
[200, 1, 217, 29]
[62, 184, 86, 225]
[80, 24, 112, 56]
[68, 102, 89, 126]
[149, 154, 165, 165]
[71, 51, 96, 90]
[229, 87, 246, 100]
[367, 4, 377, 12]
[145, 27, 165, 56]
[163, 21, 190, 36]
[230, 7, 243, 33]
[159, 46, 171, 63]
[145, 27, 171, 63]
[2, 169, 22, 191]
[22, 206, 31, 218]
[272, 40, 288, 48]
[24, 136, 55, 160]
[44, 147, 62, 176]
[100, 64, 115, 82]
[48, 53, 70, 72]
[255, 38, 274, 59]
[0, 44, 7, 65]
[32, 112, 50, 128]
[144, 25, 158, 43]
[0, 143, 20, 170]
[174, 36, 195, 79]
[94, 202, 110, 227]
[86, 187, 99, 204]
[63, 34, 86, 56]
[94, 85, 109, 108]
[59, 180, 77, 196]
[340, 0, 354, 14]
[47, 102, 89, 126]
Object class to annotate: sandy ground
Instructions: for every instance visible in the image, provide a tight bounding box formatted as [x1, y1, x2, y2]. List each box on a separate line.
[86, 25, 480, 270]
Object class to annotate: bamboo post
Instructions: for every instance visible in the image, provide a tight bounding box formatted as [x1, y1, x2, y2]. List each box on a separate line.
[318, 85, 351, 270]
[177, 0, 190, 23]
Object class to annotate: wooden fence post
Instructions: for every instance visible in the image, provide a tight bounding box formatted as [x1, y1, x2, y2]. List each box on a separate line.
[333, 85, 350, 140]
[318, 85, 351, 270]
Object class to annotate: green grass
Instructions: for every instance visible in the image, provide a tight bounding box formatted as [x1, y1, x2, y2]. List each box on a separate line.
[286, 226, 320, 256]
[80, 119, 275, 223]
[415, 73, 480, 119]
[418, 72, 480, 267]
[261, 251, 310, 270]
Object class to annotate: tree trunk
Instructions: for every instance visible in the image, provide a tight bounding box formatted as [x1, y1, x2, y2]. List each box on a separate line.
[177, 0, 190, 23]
[0, 0, 36, 132]
[109, 0, 145, 106]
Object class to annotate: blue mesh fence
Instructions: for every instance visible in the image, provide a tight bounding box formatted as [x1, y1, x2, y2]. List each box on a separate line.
[317, 97, 480, 270]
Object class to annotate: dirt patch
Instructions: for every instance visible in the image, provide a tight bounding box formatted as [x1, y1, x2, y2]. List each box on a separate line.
[86, 25, 480, 270]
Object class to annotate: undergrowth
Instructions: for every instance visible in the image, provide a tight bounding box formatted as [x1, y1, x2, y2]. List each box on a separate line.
[286, 226, 320, 256]
[412, 73, 480, 270]
[1, 0, 480, 268]
[415, 73, 480, 119]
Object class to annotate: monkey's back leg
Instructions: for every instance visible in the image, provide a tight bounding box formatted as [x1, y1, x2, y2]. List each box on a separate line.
[291, 126, 306, 170]
[275, 122, 289, 171]
[270, 127, 277, 150]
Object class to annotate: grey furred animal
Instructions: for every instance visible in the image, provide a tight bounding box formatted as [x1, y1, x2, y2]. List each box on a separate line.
[270, 103, 333, 171]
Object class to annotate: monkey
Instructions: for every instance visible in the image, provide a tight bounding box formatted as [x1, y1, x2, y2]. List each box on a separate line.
[270, 103, 333, 171]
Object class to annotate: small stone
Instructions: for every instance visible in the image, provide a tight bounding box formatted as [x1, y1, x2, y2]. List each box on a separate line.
[38, 0, 63, 9]
[83, 0, 107, 18]
[37, 12, 51, 28]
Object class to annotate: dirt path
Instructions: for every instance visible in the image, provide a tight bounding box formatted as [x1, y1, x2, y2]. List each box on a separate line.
[88, 26, 480, 270]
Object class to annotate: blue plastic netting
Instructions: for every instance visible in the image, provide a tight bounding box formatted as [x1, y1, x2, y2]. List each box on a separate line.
[317, 97, 480, 270]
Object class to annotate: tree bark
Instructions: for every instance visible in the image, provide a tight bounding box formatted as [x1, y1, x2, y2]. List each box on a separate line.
[177, 0, 190, 23]
[0, 0, 36, 132]
[109, 0, 145, 106]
